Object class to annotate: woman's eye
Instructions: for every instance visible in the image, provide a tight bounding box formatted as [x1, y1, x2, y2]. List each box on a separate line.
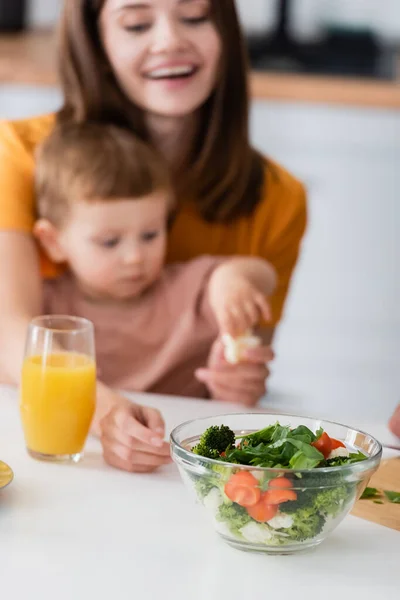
[124, 23, 151, 33]
[182, 15, 209, 25]
[99, 238, 120, 248]
[141, 231, 159, 242]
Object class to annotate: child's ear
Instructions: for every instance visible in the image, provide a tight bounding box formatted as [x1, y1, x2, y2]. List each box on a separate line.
[33, 219, 68, 263]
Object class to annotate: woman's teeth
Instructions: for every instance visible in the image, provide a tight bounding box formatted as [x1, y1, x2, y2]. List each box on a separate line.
[146, 66, 196, 80]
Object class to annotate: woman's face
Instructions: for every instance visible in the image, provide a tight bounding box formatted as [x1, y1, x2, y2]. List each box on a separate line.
[99, 0, 221, 118]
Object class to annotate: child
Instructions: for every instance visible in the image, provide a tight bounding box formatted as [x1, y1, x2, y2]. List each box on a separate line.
[34, 123, 276, 400]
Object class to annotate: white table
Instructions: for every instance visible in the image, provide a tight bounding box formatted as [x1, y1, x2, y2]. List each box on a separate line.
[0, 385, 399, 600]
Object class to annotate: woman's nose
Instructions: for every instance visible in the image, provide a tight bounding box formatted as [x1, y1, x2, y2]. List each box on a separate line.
[150, 15, 188, 54]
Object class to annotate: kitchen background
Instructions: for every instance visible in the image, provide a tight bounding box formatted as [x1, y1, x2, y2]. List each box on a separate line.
[1, 0, 399, 428]
[24, 0, 400, 40]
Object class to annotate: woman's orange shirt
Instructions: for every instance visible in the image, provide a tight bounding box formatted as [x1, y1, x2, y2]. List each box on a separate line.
[0, 114, 307, 325]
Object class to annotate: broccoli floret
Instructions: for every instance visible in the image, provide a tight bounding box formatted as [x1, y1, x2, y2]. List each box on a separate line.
[313, 485, 351, 517]
[281, 488, 316, 513]
[192, 445, 220, 459]
[285, 507, 325, 542]
[195, 477, 217, 500]
[193, 462, 231, 500]
[192, 425, 235, 458]
[283, 475, 356, 517]
[217, 502, 251, 536]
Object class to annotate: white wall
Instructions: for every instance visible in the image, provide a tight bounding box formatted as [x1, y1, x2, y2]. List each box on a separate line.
[248, 101, 400, 423]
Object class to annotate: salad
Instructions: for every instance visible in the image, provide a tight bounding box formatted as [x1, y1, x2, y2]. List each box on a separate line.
[189, 422, 368, 547]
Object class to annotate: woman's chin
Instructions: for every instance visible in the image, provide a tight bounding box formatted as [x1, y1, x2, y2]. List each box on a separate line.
[133, 90, 211, 121]
[144, 103, 203, 120]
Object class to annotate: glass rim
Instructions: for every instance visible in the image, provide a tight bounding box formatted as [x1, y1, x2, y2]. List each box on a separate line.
[170, 411, 383, 474]
[29, 315, 94, 334]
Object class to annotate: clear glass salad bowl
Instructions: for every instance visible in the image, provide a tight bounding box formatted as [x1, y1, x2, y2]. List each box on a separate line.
[170, 413, 382, 554]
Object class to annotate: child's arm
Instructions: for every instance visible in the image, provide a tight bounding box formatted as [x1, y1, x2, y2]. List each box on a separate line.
[208, 257, 277, 337]
[195, 257, 276, 404]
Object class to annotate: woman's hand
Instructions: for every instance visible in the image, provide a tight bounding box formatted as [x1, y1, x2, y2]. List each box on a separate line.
[95, 388, 172, 473]
[195, 337, 274, 406]
[389, 404, 400, 438]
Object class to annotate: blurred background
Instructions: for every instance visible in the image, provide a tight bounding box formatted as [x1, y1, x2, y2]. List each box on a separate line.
[0, 0, 399, 425]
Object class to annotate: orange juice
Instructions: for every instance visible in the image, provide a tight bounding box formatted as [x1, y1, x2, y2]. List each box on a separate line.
[20, 352, 96, 456]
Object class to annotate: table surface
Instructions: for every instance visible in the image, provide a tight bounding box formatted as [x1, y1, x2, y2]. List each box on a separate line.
[0, 385, 399, 600]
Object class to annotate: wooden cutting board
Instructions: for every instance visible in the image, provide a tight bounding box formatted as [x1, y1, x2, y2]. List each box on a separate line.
[351, 457, 400, 531]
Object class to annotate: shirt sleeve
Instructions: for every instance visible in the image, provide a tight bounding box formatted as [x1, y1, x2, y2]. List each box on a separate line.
[164, 256, 224, 327]
[0, 120, 35, 231]
[265, 179, 307, 326]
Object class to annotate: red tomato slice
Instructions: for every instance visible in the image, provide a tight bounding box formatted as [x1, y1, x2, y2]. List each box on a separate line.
[330, 438, 346, 449]
[268, 477, 292, 489]
[311, 431, 332, 459]
[263, 488, 298, 505]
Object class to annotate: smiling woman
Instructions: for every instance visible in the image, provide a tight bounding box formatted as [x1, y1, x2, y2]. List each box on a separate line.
[59, 0, 265, 222]
[0, 0, 307, 474]
[99, 0, 221, 118]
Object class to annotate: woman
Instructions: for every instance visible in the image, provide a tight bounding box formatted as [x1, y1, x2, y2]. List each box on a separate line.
[389, 405, 400, 438]
[0, 0, 306, 472]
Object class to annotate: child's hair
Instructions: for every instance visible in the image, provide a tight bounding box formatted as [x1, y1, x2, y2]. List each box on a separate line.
[35, 122, 172, 226]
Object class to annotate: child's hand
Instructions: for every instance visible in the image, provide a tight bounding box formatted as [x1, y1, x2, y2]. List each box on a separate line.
[209, 263, 271, 336]
[195, 338, 274, 406]
[97, 395, 172, 473]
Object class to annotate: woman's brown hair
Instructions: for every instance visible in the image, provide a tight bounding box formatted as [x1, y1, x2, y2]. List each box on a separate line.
[57, 0, 265, 222]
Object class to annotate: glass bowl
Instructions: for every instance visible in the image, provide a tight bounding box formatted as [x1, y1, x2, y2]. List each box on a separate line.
[170, 413, 382, 554]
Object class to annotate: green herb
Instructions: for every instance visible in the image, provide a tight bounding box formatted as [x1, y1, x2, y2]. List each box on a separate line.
[227, 423, 324, 469]
[383, 490, 400, 504]
[360, 487, 381, 499]
[325, 451, 367, 467]
[193, 422, 368, 472]
[360, 488, 400, 504]
[373, 500, 384, 505]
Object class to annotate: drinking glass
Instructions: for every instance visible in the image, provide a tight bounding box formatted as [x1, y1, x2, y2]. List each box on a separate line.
[20, 315, 96, 463]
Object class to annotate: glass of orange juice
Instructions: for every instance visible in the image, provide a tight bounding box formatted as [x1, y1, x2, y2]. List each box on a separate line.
[20, 315, 96, 463]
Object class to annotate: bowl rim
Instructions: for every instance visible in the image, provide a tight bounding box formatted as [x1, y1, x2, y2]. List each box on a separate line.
[170, 411, 383, 473]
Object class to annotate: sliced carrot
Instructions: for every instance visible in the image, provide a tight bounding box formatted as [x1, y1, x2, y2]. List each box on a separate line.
[225, 483, 261, 507]
[311, 431, 332, 459]
[226, 471, 259, 487]
[247, 496, 278, 523]
[224, 471, 261, 508]
[263, 488, 297, 505]
[330, 438, 346, 450]
[269, 477, 292, 489]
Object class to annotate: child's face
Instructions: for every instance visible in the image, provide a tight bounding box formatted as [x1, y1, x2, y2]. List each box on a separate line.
[41, 192, 170, 301]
